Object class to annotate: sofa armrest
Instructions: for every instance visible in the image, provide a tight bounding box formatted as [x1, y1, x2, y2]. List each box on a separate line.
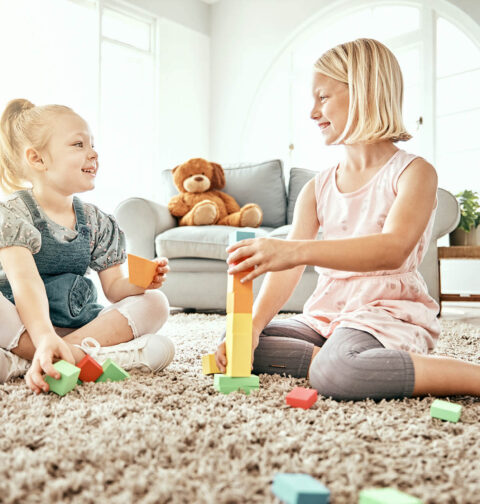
[114, 197, 177, 259]
[431, 188, 460, 241]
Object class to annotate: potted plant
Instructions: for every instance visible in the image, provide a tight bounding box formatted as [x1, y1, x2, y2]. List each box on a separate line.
[450, 190, 480, 246]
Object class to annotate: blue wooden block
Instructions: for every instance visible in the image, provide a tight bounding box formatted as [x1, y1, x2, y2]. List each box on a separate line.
[271, 473, 330, 504]
[228, 230, 256, 245]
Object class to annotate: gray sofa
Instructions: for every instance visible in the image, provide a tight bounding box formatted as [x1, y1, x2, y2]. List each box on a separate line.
[114, 159, 460, 311]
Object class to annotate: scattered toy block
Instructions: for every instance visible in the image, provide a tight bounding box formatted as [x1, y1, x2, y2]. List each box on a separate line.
[214, 374, 259, 395]
[228, 230, 256, 246]
[226, 312, 252, 377]
[359, 488, 422, 503]
[77, 354, 103, 382]
[45, 360, 81, 396]
[430, 399, 462, 423]
[271, 473, 330, 504]
[96, 359, 130, 382]
[202, 353, 220, 375]
[127, 253, 157, 288]
[286, 387, 318, 410]
[226, 289, 253, 314]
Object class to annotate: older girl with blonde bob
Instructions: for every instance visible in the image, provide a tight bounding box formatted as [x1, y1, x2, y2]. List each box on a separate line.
[216, 38, 480, 401]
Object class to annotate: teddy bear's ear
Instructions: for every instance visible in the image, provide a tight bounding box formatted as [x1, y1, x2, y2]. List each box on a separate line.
[210, 162, 226, 189]
[172, 165, 180, 174]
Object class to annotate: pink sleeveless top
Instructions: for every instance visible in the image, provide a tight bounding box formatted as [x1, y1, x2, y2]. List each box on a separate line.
[296, 149, 440, 354]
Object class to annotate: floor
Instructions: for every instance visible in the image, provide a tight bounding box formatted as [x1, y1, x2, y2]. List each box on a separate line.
[440, 301, 480, 327]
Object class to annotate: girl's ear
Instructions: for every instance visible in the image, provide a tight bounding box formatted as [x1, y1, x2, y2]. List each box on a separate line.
[24, 147, 46, 172]
[210, 162, 225, 189]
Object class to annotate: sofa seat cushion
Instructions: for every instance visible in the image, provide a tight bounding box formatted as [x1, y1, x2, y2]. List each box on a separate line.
[155, 225, 274, 260]
[269, 224, 323, 241]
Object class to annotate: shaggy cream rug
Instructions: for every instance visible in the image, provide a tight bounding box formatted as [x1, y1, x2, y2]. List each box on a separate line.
[0, 314, 479, 504]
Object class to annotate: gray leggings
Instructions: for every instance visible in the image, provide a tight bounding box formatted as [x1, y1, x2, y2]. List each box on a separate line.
[251, 319, 415, 401]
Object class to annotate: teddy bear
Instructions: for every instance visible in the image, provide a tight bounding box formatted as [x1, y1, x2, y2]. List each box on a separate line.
[168, 158, 263, 227]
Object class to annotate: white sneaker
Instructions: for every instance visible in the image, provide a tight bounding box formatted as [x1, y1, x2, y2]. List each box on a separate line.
[0, 348, 30, 383]
[77, 334, 175, 372]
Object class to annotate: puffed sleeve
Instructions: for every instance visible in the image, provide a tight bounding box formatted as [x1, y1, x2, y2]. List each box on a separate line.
[88, 204, 127, 271]
[0, 202, 41, 253]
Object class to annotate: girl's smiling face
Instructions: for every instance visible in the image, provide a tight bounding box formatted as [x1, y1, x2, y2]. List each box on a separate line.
[41, 112, 98, 194]
[310, 73, 349, 145]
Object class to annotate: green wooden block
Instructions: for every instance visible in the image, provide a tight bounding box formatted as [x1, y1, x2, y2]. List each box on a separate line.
[430, 399, 462, 423]
[45, 360, 80, 396]
[228, 230, 256, 245]
[214, 374, 259, 395]
[96, 359, 130, 382]
[359, 488, 422, 503]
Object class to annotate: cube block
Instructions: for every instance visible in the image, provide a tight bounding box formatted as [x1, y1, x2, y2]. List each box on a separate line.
[271, 473, 330, 504]
[226, 312, 252, 377]
[202, 353, 220, 375]
[430, 399, 462, 422]
[227, 270, 252, 293]
[286, 387, 318, 410]
[226, 290, 253, 314]
[128, 253, 157, 288]
[228, 230, 256, 246]
[45, 360, 81, 396]
[359, 488, 422, 503]
[96, 359, 130, 382]
[214, 374, 259, 395]
[77, 354, 103, 382]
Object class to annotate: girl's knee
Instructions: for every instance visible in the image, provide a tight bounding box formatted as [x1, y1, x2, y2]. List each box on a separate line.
[142, 290, 169, 326]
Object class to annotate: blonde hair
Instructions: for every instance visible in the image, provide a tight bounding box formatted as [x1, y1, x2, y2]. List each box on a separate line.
[314, 38, 411, 144]
[0, 98, 75, 193]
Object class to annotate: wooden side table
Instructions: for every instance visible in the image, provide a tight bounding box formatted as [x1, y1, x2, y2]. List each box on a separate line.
[437, 246, 480, 314]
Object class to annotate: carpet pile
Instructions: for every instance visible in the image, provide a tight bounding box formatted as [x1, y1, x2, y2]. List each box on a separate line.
[0, 314, 479, 503]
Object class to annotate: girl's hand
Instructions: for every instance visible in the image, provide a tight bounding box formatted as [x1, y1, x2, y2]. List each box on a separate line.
[214, 326, 262, 373]
[146, 257, 170, 289]
[25, 334, 75, 394]
[226, 238, 299, 282]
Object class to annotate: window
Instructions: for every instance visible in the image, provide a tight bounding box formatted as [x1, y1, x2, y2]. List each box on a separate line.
[242, 1, 480, 197]
[0, 0, 158, 212]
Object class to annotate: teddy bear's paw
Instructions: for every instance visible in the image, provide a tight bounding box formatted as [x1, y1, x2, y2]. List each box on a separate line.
[239, 204, 263, 228]
[192, 200, 219, 225]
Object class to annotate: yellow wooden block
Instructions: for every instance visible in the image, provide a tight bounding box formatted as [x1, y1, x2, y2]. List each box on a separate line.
[202, 353, 220, 375]
[226, 313, 252, 377]
[226, 290, 253, 314]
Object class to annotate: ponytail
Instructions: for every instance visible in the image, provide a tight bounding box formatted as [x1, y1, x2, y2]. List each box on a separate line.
[0, 99, 75, 194]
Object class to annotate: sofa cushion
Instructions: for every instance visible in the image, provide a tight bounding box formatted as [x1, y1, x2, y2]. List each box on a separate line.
[159, 159, 287, 228]
[155, 225, 274, 260]
[269, 224, 323, 240]
[287, 167, 317, 224]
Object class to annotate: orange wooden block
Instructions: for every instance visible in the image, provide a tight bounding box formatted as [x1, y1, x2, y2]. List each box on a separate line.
[226, 290, 253, 314]
[128, 254, 157, 288]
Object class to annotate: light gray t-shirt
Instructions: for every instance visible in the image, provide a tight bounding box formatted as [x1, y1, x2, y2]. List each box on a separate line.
[0, 190, 126, 279]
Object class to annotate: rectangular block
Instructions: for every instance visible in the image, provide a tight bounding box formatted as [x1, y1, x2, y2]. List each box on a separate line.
[214, 374, 259, 395]
[45, 360, 81, 396]
[271, 473, 330, 504]
[128, 253, 157, 289]
[96, 359, 130, 382]
[226, 290, 253, 314]
[227, 270, 252, 293]
[226, 312, 252, 377]
[77, 354, 103, 382]
[286, 387, 318, 410]
[228, 230, 256, 246]
[430, 399, 462, 423]
[359, 488, 422, 504]
[202, 353, 220, 375]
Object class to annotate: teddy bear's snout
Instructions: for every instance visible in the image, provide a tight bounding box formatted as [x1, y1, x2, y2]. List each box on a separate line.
[183, 174, 211, 193]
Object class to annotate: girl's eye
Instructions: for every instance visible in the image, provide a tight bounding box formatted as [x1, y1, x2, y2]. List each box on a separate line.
[319, 96, 327, 102]
[73, 142, 83, 147]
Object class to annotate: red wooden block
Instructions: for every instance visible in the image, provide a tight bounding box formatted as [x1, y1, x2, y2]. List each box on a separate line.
[286, 387, 318, 409]
[77, 354, 103, 382]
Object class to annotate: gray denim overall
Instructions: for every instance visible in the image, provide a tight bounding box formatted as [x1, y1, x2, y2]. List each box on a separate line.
[0, 191, 103, 328]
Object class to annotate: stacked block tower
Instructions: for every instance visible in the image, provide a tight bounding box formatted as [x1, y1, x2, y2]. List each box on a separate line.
[213, 230, 259, 394]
